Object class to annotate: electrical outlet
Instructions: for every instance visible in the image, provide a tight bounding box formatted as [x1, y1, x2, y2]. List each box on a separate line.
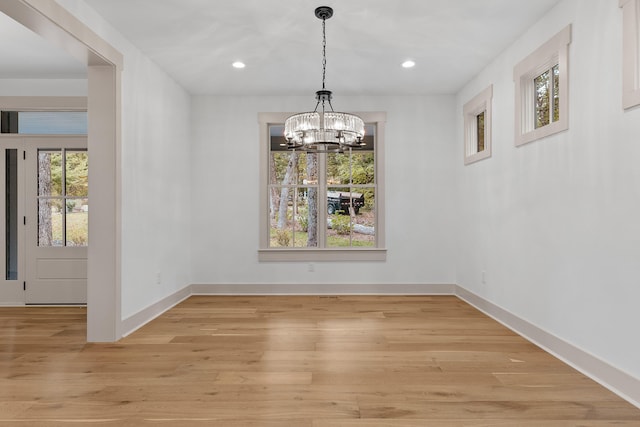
[481, 271, 486, 284]
[156, 272, 162, 284]
[308, 263, 315, 272]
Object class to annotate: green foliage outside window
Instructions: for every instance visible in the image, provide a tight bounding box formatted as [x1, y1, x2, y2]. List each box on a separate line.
[535, 64, 560, 129]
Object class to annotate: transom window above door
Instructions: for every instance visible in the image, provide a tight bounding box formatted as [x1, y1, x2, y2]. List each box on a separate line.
[1, 111, 88, 135]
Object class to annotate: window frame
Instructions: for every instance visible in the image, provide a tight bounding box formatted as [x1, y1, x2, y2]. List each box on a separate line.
[463, 84, 493, 165]
[513, 24, 571, 146]
[258, 111, 387, 262]
[620, 0, 640, 109]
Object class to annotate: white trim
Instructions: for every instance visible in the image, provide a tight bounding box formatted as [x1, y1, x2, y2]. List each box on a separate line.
[86, 65, 121, 342]
[258, 248, 387, 262]
[120, 285, 192, 338]
[0, 96, 87, 110]
[620, 0, 640, 109]
[514, 25, 571, 146]
[463, 84, 493, 165]
[456, 286, 640, 409]
[191, 283, 455, 295]
[120, 282, 455, 335]
[258, 111, 386, 261]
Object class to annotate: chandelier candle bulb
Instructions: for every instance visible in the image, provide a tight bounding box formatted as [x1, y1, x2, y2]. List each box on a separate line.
[283, 6, 365, 153]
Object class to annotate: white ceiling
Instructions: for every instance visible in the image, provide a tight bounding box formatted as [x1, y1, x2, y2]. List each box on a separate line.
[1, 0, 563, 95]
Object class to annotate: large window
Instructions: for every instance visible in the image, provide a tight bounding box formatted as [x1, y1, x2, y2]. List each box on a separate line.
[620, 0, 640, 109]
[513, 25, 571, 146]
[258, 112, 386, 262]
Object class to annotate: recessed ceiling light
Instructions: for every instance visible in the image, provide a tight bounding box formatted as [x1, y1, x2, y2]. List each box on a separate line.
[232, 61, 246, 69]
[402, 60, 416, 68]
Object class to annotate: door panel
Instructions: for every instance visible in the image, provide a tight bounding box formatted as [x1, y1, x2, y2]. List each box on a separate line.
[25, 138, 87, 304]
[37, 258, 87, 279]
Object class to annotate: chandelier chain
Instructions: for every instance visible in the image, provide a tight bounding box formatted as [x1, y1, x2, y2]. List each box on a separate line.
[321, 16, 327, 90]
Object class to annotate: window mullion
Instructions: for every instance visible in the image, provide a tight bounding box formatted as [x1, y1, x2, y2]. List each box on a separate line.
[373, 124, 379, 247]
[549, 66, 554, 124]
[291, 186, 297, 247]
[348, 148, 353, 247]
[318, 151, 327, 248]
[61, 149, 67, 247]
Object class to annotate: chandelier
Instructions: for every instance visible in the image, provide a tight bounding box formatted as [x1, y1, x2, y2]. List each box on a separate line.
[283, 6, 365, 153]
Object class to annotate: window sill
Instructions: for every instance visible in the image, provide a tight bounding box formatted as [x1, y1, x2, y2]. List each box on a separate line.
[623, 90, 640, 110]
[258, 248, 387, 262]
[515, 119, 568, 147]
[464, 149, 491, 165]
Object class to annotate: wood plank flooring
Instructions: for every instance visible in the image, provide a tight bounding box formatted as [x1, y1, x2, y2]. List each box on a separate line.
[1, 295, 639, 426]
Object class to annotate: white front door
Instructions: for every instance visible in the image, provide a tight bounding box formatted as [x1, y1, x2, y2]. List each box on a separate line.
[24, 138, 88, 304]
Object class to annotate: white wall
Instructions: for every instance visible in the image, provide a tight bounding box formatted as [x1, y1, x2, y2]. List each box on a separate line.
[456, 0, 640, 380]
[0, 78, 86, 96]
[55, 0, 192, 319]
[190, 95, 457, 287]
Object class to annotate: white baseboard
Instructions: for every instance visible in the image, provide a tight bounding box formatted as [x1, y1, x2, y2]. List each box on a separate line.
[120, 286, 191, 338]
[120, 283, 455, 338]
[456, 286, 640, 409]
[190, 282, 456, 295]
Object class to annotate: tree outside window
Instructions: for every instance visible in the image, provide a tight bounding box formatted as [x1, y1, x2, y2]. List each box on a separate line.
[38, 149, 88, 247]
[534, 64, 560, 129]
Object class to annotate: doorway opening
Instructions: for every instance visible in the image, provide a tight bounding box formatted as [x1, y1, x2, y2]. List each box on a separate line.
[0, 1, 123, 341]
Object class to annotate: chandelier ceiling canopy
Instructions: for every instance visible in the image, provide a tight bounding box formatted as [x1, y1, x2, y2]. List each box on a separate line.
[283, 6, 365, 153]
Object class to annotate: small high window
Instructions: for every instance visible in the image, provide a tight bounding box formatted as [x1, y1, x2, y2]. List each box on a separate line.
[463, 85, 492, 165]
[513, 25, 571, 146]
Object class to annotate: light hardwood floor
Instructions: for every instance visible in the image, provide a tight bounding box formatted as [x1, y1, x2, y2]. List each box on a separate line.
[1, 295, 639, 426]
